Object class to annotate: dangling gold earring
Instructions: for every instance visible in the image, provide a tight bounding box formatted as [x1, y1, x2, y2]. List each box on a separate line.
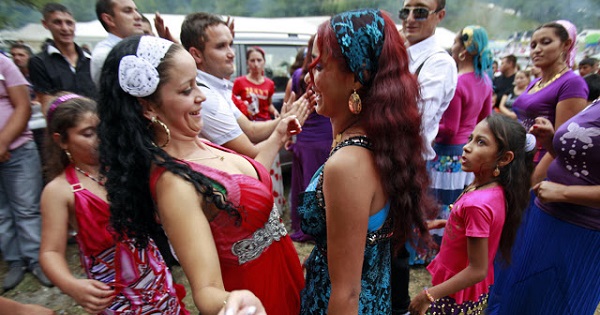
[348, 89, 362, 115]
[151, 116, 171, 148]
[64, 150, 73, 163]
[458, 52, 466, 61]
[493, 165, 500, 177]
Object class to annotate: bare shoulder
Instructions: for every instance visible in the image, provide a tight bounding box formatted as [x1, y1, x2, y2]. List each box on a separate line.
[42, 174, 73, 201]
[324, 145, 378, 184]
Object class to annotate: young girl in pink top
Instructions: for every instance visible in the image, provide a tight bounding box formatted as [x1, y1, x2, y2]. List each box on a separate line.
[409, 114, 535, 315]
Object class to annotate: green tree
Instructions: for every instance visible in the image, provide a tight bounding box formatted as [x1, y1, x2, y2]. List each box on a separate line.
[0, 0, 48, 28]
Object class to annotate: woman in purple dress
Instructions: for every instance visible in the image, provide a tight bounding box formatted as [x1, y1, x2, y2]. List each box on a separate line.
[511, 20, 588, 185]
[487, 98, 600, 315]
[288, 35, 332, 242]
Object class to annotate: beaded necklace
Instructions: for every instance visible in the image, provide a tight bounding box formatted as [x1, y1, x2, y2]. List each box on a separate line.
[448, 180, 497, 211]
[74, 165, 105, 186]
[529, 66, 568, 93]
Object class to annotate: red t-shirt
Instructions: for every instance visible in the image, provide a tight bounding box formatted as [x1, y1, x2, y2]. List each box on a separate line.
[232, 76, 275, 121]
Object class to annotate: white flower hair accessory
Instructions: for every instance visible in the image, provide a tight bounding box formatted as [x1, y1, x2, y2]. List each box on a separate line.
[525, 133, 536, 152]
[118, 36, 174, 97]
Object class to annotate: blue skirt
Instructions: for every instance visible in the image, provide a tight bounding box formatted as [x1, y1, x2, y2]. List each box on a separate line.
[407, 143, 472, 265]
[487, 202, 600, 315]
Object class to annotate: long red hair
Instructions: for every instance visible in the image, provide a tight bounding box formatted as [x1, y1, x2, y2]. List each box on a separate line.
[311, 11, 435, 251]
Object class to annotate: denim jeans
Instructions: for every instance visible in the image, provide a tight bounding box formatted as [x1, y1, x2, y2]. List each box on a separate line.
[0, 140, 43, 265]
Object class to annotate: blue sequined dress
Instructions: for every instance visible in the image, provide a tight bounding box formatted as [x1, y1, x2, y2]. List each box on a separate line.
[298, 136, 393, 314]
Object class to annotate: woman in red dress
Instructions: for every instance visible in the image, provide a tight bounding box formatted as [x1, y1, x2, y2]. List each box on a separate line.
[97, 36, 304, 315]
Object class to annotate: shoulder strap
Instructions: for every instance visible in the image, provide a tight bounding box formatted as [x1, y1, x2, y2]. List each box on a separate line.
[330, 135, 372, 156]
[415, 50, 447, 77]
[196, 80, 210, 89]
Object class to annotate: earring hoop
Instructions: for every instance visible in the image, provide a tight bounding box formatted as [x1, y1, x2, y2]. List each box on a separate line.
[151, 116, 171, 148]
[458, 52, 466, 61]
[348, 89, 362, 115]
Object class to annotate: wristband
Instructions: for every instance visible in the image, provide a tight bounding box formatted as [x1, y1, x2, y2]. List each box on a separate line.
[424, 287, 435, 303]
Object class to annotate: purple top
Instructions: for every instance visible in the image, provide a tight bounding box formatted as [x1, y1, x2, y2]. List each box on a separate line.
[291, 68, 304, 97]
[513, 71, 588, 131]
[537, 101, 600, 230]
[436, 72, 493, 145]
[290, 69, 332, 143]
[0, 54, 32, 150]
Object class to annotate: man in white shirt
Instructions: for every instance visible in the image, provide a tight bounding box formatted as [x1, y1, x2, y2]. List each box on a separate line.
[392, 1, 457, 314]
[91, 0, 143, 87]
[179, 12, 308, 158]
[402, 0, 457, 160]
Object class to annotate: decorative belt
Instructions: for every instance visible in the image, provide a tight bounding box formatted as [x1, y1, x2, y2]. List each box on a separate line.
[231, 206, 288, 264]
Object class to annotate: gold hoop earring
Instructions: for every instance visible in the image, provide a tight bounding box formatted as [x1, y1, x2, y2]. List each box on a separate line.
[151, 116, 171, 148]
[493, 165, 500, 177]
[64, 150, 73, 163]
[458, 52, 466, 61]
[348, 89, 362, 115]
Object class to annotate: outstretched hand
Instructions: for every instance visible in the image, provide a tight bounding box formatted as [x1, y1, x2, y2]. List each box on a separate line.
[281, 92, 311, 127]
[154, 12, 180, 44]
[225, 16, 235, 37]
[217, 290, 266, 315]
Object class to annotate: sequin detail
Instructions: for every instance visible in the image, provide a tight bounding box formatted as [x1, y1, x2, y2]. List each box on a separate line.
[231, 205, 287, 264]
[427, 292, 488, 315]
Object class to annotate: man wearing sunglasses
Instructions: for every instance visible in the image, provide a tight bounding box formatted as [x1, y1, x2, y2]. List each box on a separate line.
[392, 1, 457, 315]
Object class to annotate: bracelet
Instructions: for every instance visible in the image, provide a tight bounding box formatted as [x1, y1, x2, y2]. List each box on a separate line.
[424, 287, 435, 303]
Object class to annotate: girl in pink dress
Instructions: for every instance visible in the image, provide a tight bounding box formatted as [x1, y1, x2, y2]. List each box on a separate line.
[39, 94, 188, 314]
[409, 115, 535, 315]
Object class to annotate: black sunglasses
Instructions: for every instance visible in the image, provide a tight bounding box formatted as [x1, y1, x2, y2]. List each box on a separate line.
[399, 7, 442, 21]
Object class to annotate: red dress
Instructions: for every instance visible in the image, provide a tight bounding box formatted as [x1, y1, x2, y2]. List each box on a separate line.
[66, 165, 188, 314]
[232, 75, 275, 121]
[149, 142, 304, 315]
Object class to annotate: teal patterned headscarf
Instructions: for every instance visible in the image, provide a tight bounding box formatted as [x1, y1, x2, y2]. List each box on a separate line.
[330, 9, 385, 85]
[460, 25, 493, 79]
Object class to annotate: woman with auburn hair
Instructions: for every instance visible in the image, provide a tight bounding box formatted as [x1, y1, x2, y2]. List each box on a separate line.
[299, 9, 434, 314]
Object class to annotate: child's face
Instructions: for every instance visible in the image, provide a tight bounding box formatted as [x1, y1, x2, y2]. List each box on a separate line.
[461, 120, 499, 176]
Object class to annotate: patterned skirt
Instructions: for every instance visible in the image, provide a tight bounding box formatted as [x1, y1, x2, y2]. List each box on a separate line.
[408, 143, 472, 265]
[427, 293, 488, 315]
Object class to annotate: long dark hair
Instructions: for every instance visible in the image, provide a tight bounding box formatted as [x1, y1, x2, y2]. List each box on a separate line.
[97, 35, 241, 248]
[486, 114, 535, 264]
[312, 11, 435, 251]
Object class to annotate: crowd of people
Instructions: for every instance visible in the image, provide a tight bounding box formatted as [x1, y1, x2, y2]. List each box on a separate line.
[0, 0, 599, 314]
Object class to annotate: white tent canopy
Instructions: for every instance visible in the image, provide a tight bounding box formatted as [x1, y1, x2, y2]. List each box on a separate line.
[1, 14, 455, 52]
